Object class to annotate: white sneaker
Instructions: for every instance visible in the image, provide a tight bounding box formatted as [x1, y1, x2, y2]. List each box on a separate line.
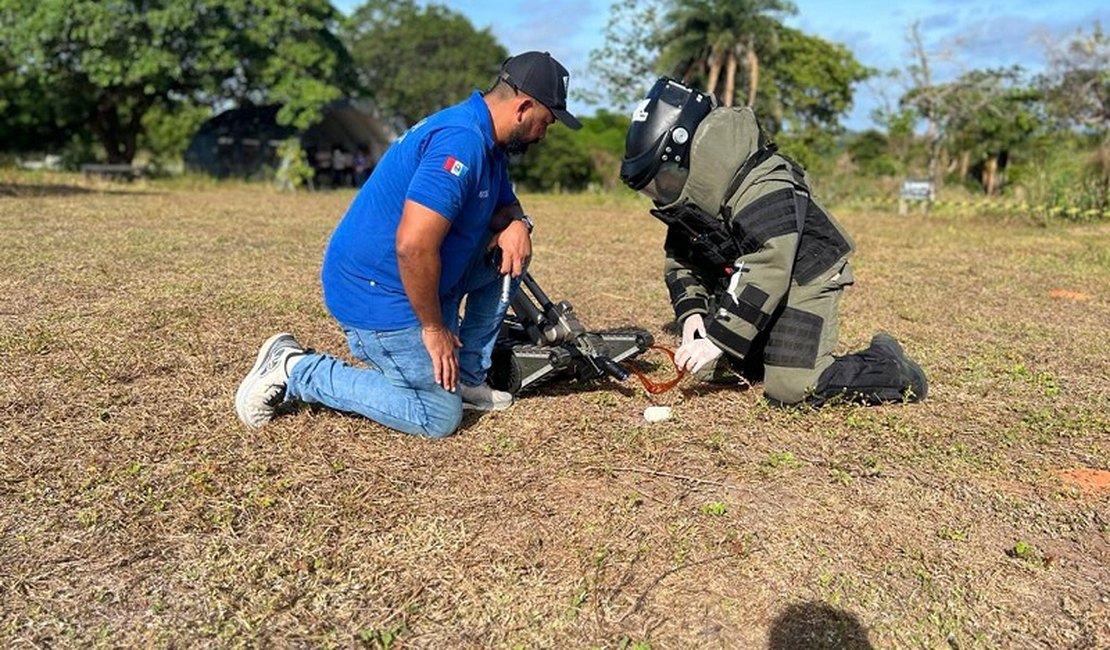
[235, 333, 305, 429]
[460, 382, 513, 411]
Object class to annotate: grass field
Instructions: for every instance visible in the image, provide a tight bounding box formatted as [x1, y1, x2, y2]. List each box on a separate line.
[1, 173, 1108, 648]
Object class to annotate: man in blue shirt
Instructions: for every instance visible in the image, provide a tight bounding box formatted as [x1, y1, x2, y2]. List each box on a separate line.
[236, 51, 581, 437]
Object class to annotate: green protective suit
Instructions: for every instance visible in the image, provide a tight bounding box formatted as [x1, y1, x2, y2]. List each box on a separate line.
[655, 105, 923, 405]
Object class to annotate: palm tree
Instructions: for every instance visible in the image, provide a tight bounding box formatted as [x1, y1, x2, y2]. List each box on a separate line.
[655, 0, 714, 85]
[658, 0, 796, 107]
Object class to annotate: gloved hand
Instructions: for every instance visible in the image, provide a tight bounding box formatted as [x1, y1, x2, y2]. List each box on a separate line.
[675, 337, 723, 374]
[681, 314, 707, 347]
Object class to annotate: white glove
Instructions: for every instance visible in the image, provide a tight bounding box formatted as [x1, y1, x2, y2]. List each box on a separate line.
[681, 314, 707, 347]
[675, 337, 723, 373]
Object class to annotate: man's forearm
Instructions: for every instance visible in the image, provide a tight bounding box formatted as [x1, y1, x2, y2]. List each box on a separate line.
[398, 248, 445, 329]
[488, 201, 524, 232]
[396, 199, 453, 330]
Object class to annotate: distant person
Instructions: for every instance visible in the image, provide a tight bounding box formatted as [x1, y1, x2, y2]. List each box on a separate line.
[331, 144, 351, 188]
[312, 146, 332, 189]
[620, 77, 926, 406]
[236, 51, 581, 436]
[353, 145, 371, 187]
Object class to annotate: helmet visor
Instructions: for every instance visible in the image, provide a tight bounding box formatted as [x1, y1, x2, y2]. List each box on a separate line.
[640, 161, 689, 205]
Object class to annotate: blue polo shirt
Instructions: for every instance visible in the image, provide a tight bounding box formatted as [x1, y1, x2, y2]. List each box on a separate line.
[321, 91, 518, 330]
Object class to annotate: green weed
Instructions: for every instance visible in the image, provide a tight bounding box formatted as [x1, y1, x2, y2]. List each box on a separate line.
[861, 455, 883, 477]
[1006, 540, 1038, 564]
[357, 622, 406, 649]
[700, 501, 728, 516]
[765, 451, 801, 469]
[615, 636, 652, 650]
[1008, 363, 1061, 396]
[482, 431, 518, 456]
[564, 586, 589, 620]
[937, 528, 967, 542]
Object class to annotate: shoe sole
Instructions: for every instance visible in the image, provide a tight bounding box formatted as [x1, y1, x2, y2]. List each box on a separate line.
[462, 401, 513, 412]
[235, 332, 294, 428]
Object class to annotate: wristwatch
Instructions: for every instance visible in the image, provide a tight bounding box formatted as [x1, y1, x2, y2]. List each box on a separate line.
[514, 214, 534, 233]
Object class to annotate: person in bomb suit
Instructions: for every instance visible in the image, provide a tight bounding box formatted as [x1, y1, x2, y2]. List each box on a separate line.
[620, 78, 927, 406]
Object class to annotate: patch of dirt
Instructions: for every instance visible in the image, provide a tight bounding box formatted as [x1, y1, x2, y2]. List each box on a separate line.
[1048, 289, 1092, 301]
[1059, 468, 1110, 495]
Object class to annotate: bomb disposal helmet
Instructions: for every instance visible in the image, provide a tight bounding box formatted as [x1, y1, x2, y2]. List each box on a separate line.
[620, 77, 716, 204]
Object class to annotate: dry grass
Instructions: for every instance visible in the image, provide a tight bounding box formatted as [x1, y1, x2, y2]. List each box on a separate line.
[1, 172, 1108, 649]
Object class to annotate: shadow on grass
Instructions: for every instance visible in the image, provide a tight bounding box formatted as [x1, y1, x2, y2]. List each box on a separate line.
[768, 601, 875, 650]
[0, 182, 159, 198]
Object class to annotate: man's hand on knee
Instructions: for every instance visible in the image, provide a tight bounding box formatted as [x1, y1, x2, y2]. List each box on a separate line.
[422, 325, 461, 391]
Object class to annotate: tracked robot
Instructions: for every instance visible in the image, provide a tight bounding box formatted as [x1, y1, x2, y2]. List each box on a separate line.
[487, 272, 654, 394]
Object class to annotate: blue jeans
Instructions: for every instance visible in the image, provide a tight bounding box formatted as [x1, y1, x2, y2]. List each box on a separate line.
[286, 251, 520, 438]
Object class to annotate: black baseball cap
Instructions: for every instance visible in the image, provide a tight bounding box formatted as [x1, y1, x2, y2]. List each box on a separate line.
[499, 51, 582, 130]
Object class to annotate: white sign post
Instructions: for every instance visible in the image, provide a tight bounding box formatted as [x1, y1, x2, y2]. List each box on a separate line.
[898, 179, 935, 215]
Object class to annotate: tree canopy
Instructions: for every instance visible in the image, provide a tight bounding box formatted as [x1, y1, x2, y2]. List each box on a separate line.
[579, 0, 665, 113]
[512, 111, 633, 192]
[0, 48, 89, 154]
[344, 0, 507, 128]
[758, 27, 873, 135]
[751, 27, 873, 169]
[585, 0, 866, 144]
[1041, 22, 1110, 133]
[658, 0, 797, 107]
[0, 0, 355, 163]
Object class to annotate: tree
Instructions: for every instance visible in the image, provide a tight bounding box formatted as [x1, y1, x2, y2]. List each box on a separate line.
[756, 25, 873, 164]
[867, 69, 920, 174]
[939, 71, 1042, 194]
[139, 102, 214, 166]
[0, 0, 354, 164]
[658, 0, 797, 107]
[511, 111, 632, 192]
[903, 64, 1035, 192]
[897, 21, 949, 182]
[583, 0, 866, 173]
[1040, 23, 1110, 209]
[1034, 20, 1110, 209]
[1041, 23, 1110, 133]
[892, 23, 1030, 186]
[0, 49, 88, 154]
[344, 0, 506, 128]
[511, 126, 597, 192]
[846, 130, 898, 177]
[575, 110, 633, 190]
[579, 0, 665, 112]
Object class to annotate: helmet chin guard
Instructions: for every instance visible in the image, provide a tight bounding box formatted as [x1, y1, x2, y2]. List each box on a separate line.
[620, 78, 716, 202]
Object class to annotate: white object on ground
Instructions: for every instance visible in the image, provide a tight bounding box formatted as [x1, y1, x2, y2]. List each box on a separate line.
[643, 406, 672, 423]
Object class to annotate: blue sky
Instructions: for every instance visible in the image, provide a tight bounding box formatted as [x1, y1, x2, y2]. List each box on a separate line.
[333, 0, 1110, 130]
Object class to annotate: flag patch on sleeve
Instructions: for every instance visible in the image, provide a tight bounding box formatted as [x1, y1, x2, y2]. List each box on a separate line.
[443, 156, 468, 177]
